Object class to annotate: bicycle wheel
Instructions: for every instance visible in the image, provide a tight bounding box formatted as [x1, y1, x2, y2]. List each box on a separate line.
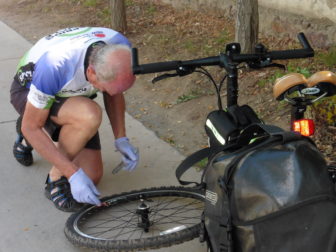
[65, 186, 205, 251]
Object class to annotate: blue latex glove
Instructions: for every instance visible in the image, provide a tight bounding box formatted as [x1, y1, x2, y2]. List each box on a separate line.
[69, 168, 101, 205]
[115, 137, 139, 171]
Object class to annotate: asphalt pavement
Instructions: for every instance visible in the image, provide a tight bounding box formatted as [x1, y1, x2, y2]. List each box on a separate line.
[0, 21, 206, 252]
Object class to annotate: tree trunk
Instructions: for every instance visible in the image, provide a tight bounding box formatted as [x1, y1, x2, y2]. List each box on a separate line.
[110, 0, 127, 33]
[235, 0, 259, 53]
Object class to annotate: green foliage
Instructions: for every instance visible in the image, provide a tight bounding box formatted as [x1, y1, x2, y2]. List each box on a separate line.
[97, 7, 110, 22]
[257, 70, 284, 87]
[125, 0, 134, 7]
[287, 64, 312, 77]
[195, 158, 208, 171]
[313, 96, 336, 125]
[316, 47, 336, 69]
[176, 93, 200, 104]
[146, 4, 156, 15]
[215, 30, 230, 47]
[83, 0, 97, 7]
[276, 100, 289, 111]
[205, 30, 232, 55]
[257, 65, 313, 88]
[183, 39, 198, 53]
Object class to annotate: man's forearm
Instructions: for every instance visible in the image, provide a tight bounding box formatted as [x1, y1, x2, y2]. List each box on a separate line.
[103, 92, 126, 139]
[22, 127, 77, 178]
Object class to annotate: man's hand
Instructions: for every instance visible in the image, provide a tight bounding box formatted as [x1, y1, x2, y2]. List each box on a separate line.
[115, 137, 139, 171]
[69, 168, 101, 205]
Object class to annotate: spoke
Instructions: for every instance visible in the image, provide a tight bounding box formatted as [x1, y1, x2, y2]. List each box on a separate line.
[86, 214, 139, 238]
[82, 210, 136, 232]
[150, 199, 203, 226]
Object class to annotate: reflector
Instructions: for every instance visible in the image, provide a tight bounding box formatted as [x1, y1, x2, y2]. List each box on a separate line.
[293, 119, 315, 136]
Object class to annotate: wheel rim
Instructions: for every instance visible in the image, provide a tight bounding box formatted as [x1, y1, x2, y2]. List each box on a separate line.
[73, 189, 205, 242]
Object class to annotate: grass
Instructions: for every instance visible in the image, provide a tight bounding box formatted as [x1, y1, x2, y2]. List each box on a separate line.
[313, 96, 336, 125]
[257, 69, 284, 88]
[315, 47, 336, 69]
[176, 88, 205, 104]
[125, 0, 135, 7]
[97, 7, 110, 23]
[176, 93, 200, 104]
[146, 4, 156, 15]
[286, 64, 312, 77]
[257, 64, 313, 88]
[83, 0, 97, 8]
[195, 158, 208, 171]
[183, 39, 198, 54]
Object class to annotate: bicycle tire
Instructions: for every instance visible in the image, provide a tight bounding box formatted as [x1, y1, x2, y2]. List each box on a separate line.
[65, 186, 205, 251]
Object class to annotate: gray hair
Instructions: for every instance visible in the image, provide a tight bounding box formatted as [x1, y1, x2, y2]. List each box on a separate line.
[89, 44, 131, 83]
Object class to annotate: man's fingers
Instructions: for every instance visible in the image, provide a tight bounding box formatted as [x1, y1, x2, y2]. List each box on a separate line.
[89, 182, 101, 197]
[87, 192, 101, 206]
[122, 158, 137, 171]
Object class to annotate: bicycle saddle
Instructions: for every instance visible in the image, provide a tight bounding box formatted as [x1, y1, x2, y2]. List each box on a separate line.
[273, 73, 307, 100]
[273, 71, 336, 101]
[306, 71, 336, 97]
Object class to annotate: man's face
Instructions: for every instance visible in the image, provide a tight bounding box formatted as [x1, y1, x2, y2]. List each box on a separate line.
[102, 73, 136, 96]
[86, 65, 135, 96]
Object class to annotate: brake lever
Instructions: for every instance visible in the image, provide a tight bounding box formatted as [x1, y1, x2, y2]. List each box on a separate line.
[266, 63, 286, 70]
[151, 66, 196, 84]
[152, 73, 179, 84]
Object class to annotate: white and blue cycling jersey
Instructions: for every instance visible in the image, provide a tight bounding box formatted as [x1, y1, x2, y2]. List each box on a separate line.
[16, 27, 131, 109]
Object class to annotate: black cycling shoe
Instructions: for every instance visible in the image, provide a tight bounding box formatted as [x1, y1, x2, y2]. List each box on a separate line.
[13, 134, 33, 166]
[44, 175, 83, 212]
[13, 116, 33, 166]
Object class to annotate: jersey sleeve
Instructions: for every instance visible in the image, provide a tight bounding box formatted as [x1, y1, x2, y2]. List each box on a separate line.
[27, 52, 62, 109]
[108, 33, 132, 47]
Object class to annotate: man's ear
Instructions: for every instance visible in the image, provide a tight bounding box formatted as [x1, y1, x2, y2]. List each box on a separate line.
[87, 65, 97, 82]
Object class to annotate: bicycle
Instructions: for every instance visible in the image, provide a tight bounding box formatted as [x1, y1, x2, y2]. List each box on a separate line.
[64, 33, 336, 251]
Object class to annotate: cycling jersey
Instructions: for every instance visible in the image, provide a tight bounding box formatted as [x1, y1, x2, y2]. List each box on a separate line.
[15, 27, 131, 109]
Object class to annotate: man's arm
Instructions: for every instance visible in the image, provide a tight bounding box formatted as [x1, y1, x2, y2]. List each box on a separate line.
[103, 92, 126, 138]
[103, 91, 139, 172]
[21, 101, 77, 178]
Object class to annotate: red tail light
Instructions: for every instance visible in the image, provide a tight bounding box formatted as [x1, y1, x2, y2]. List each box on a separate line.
[293, 119, 315, 136]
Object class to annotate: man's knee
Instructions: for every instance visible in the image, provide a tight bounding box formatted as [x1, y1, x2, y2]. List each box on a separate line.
[78, 102, 102, 130]
[54, 97, 103, 130]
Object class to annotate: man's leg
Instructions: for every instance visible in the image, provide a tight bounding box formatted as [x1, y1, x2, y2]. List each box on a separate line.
[73, 148, 103, 184]
[48, 96, 103, 181]
[45, 96, 104, 211]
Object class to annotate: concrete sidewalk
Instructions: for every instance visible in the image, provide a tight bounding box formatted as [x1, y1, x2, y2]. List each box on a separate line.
[0, 21, 206, 252]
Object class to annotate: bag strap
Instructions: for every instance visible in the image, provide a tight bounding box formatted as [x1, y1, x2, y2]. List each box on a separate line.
[175, 143, 237, 186]
[175, 123, 304, 187]
[175, 147, 210, 186]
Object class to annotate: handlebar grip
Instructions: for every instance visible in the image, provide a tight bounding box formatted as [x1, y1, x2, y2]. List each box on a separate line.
[297, 32, 312, 50]
[132, 47, 181, 74]
[269, 49, 314, 60]
[132, 48, 139, 70]
[133, 61, 181, 74]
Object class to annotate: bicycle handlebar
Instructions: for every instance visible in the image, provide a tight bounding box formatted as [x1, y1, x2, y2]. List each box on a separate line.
[132, 33, 314, 74]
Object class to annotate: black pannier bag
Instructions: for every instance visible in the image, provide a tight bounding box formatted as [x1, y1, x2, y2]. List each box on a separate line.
[204, 124, 336, 252]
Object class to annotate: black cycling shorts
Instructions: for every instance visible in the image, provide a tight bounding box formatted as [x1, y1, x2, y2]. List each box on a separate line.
[10, 78, 101, 150]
